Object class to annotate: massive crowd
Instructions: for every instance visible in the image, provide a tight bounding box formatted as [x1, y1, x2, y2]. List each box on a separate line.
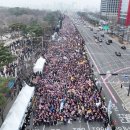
[0, 38, 35, 100]
[33, 17, 109, 127]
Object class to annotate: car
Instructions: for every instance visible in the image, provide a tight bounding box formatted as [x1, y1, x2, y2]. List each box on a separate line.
[98, 39, 102, 42]
[101, 34, 104, 37]
[95, 39, 98, 43]
[93, 35, 98, 39]
[90, 28, 93, 31]
[121, 46, 126, 50]
[108, 39, 112, 43]
[98, 26, 103, 30]
[106, 41, 110, 45]
[115, 52, 121, 56]
[94, 32, 97, 34]
[88, 25, 91, 28]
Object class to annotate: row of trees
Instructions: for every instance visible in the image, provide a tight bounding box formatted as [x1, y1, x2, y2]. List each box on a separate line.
[0, 45, 15, 122]
[8, 11, 61, 37]
[77, 12, 99, 26]
[0, 7, 61, 38]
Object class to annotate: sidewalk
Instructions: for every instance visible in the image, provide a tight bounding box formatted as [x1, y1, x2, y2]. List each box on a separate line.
[105, 33, 130, 48]
[0, 95, 17, 126]
[110, 81, 130, 112]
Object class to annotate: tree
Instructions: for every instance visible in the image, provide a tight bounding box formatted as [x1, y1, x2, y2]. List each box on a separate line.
[0, 77, 13, 123]
[26, 23, 42, 37]
[0, 93, 7, 122]
[44, 11, 61, 27]
[0, 45, 15, 67]
[9, 23, 26, 32]
[8, 7, 28, 16]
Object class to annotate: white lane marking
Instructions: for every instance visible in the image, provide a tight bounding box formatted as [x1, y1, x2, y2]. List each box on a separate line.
[122, 104, 129, 111]
[43, 125, 45, 130]
[87, 121, 90, 130]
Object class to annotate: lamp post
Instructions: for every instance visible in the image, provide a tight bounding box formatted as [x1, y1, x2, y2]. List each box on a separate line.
[127, 83, 130, 96]
[108, 100, 112, 122]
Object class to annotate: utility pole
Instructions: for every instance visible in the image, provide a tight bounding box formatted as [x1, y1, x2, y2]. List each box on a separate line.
[122, 29, 125, 43]
[42, 28, 44, 51]
[42, 35, 43, 50]
[127, 83, 130, 96]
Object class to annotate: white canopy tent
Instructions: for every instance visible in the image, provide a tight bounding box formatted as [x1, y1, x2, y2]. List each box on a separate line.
[33, 56, 46, 73]
[0, 84, 35, 130]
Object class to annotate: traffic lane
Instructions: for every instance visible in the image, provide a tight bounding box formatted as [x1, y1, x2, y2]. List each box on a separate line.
[90, 38, 130, 73]
[110, 41, 130, 59]
[85, 40, 123, 74]
[78, 22, 130, 68]
[75, 18, 130, 79]
[76, 21, 129, 75]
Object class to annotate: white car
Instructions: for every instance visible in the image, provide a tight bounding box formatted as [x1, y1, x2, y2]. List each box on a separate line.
[95, 39, 98, 43]
[98, 26, 103, 30]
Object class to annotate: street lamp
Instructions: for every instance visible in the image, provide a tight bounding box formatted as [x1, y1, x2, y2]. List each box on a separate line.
[127, 83, 130, 96]
[107, 100, 112, 123]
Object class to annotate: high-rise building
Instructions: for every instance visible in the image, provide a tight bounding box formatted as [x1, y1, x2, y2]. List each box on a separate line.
[100, 0, 120, 22]
[100, 0, 108, 16]
[118, 0, 130, 26]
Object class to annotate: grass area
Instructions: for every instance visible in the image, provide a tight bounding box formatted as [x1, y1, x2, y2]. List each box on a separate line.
[0, 77, 15, 96]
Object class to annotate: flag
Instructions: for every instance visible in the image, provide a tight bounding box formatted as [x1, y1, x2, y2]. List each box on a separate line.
[60, 99, 65, 112]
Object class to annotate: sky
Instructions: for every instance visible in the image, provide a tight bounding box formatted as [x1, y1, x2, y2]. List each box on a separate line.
[0, 0, 101, 12]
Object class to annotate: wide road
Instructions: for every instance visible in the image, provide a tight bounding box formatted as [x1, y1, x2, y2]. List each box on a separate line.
[34, 15, 130, 130]
[69, 14, 130, 130]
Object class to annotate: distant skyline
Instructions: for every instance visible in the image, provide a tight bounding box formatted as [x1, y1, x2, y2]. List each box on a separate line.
[0, 0, 101, 12]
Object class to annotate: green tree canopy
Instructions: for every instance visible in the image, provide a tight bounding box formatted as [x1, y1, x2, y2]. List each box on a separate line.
[9, 23, 27, 32]
[8, 7, 28, 16]
[0, 93, 6, 107]
[26, 23, 42, 37]
[44, 11, 61, 27]
[0, 45, 15, 67]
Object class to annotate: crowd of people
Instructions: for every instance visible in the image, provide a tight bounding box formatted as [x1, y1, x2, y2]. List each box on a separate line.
[33, 16, 109, 128]
[0, 38, 33, 78]
[0, 38, 35, 101]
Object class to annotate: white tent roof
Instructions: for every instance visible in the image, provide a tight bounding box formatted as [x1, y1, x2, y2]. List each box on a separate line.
[0, 84, 35, 130]
[33, 56, 46, 73]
